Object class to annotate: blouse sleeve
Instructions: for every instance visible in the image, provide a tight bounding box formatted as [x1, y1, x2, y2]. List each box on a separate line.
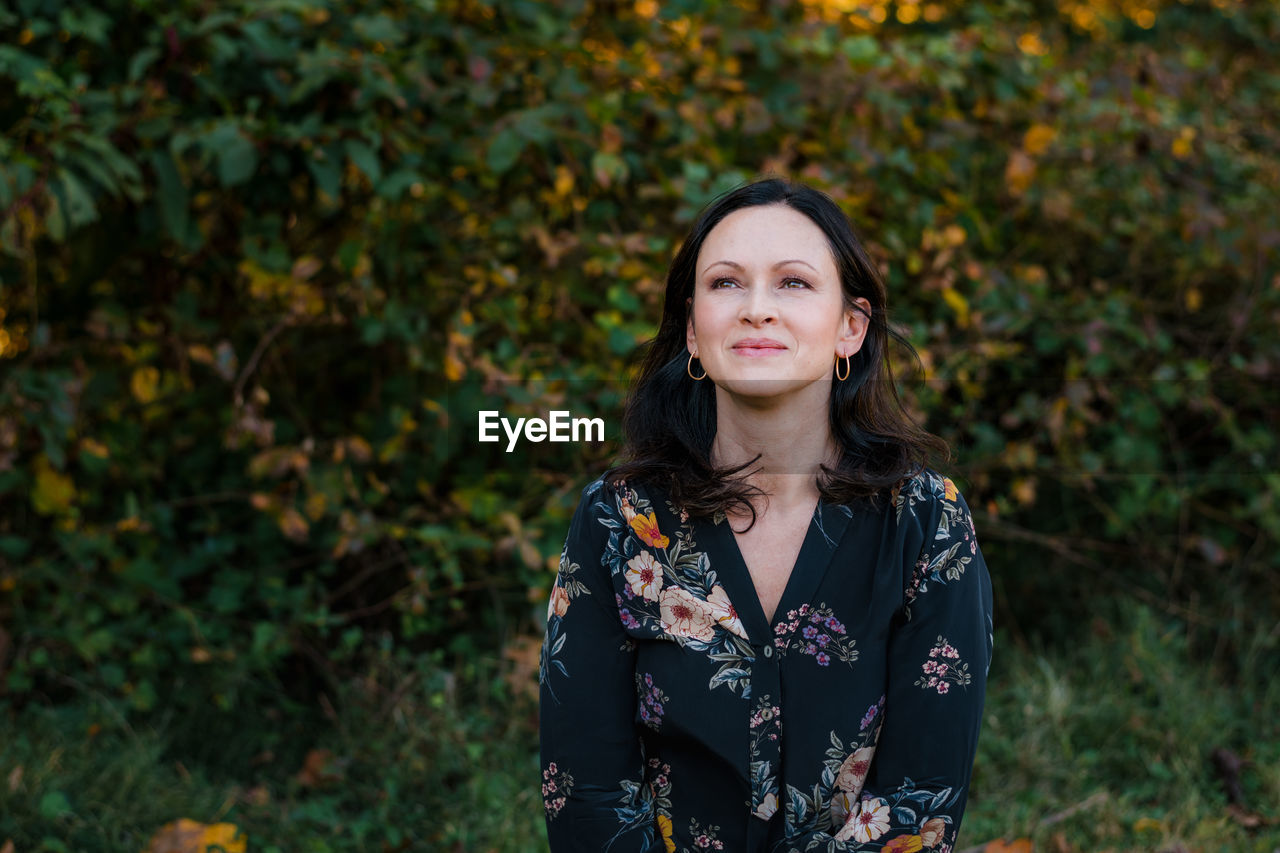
[539, 479, 660, 853]
[845, 482, 994, 851]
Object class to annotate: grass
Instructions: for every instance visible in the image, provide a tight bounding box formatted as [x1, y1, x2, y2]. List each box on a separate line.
[1, 606, 1277, 852]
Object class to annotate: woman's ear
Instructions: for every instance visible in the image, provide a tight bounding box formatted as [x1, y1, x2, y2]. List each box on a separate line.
[685, 297, 697, 355]
[838, 298, 872, 357]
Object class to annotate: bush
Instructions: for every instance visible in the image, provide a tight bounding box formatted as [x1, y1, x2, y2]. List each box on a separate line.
[0, 0, 1277, 719]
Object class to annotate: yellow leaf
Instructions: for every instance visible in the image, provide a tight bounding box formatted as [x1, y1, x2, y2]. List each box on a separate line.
[444, 352, 465, 381]
[1023, 123, 1057, 156]
[1185, 287, 1202, 312]
[1016, 32, 1047, 56]
[1004, 150, 1037, 195]
[278, 508, 309, 542]
[79, 437, 110, 459]
[144, 818, 246, 853]
[131, 366, 161, 404]
[553, 165, 574, 197]
[32, 459, 76, 516]
[305, 491, 327, 521]
[941, 287, 970, 327]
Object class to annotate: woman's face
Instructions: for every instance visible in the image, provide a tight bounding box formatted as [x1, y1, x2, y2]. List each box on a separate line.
[686, 204, 870, 402]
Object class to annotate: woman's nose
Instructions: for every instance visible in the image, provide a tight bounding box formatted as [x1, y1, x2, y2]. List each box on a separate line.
[739, 283, 777, 324]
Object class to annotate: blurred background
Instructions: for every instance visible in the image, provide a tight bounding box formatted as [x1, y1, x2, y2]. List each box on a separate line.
[1, 0, 1277, 850]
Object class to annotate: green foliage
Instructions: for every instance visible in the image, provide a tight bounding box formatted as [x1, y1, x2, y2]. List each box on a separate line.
[966, 608, 1280, 850]
[0, 0, 1277, 734]
[3, 609, 1275, 851]
[0, 651, 548, 852]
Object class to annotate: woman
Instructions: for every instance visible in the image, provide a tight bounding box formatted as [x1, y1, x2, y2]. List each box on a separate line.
[539, 178, 993, 853]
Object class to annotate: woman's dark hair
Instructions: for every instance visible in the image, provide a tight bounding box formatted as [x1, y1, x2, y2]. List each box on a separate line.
[605, 176, 949, 525]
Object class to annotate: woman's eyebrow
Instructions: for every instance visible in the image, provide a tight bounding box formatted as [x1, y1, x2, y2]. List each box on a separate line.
[700, 259, 819, 275]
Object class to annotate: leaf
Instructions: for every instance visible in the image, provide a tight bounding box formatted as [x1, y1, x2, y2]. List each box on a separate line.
[32, 459, 75, 516]
[38, 790, 71, 819]
[146, 819, 246, 853]
[487, 127, 525, 174]
[205, 123, 258, 187]
[54, 168, 97, 228]
[278, 508, 309, 541]
[344, 138, 382, 186]
[131, 366, 160, 404]
[150, 149, 190, 243]
[128, 46, 161, 82]
[307, 144, 342, 199]
[295, 749, 343, 788]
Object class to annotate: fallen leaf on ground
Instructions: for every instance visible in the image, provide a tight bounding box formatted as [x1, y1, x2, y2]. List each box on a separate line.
[1049, 832, 1076, 853]
[1225, 803, 1271, 828]
[296, 748, 343, 787]
[145, 818, 246, 853]
[983, 839, 1032, 853]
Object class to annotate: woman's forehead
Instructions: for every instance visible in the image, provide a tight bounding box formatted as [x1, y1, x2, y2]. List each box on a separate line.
[697, 205, 834, 273]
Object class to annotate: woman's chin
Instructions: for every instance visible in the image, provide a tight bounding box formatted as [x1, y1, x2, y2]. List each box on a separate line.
[712, 376, 826, 402]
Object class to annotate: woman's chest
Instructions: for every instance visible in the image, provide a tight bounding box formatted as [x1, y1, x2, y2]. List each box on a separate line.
[730, 509, 814, 623]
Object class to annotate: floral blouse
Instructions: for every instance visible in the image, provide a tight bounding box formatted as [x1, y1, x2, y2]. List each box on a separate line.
[539, 468, 993, 853]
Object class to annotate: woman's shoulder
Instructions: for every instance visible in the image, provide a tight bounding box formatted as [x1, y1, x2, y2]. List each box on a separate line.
[571, 472, 672, 524]
[888, 466, 972, 537]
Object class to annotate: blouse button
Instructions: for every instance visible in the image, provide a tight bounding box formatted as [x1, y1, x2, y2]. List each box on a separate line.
[762, 645, 773, 658]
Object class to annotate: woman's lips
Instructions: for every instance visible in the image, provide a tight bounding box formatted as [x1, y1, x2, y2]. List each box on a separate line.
[731, 339, 787, 357]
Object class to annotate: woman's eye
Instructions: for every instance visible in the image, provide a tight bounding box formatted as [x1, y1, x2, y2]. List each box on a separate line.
[782, 278, 810, 289]
[710, 278, 738, 289]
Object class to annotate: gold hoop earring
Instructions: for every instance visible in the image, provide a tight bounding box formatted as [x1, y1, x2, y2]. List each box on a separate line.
[834, 354, 851, 381]
[687, 353, 707, 381]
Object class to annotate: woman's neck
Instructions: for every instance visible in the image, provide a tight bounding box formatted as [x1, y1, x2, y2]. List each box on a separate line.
[710, 386, 837, 509]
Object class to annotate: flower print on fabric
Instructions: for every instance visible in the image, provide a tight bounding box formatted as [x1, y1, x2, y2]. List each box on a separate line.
[615, 593, 642, 630]
[599, 481, 758, 696]
[688, 818, 726, 850]
[606, 755, 673, 852]
[625, 551, 664, 601]
[784, 696, 884, 842]
[657, 814, 675, 853]
[834, 796, 891, 843]
[636, 672, 670, 731]
[904, 474, 978, 611]
[630, 509, 670, 548]
[541, 761, 574, 820]
[660, 585, 718, 642]
[539, 472, 992, 852]
[547, 584, 570, 619]
[893, 468, 945, 524]
[773, 603, 858, 668]
[835, 746, 876, 799]
[539, 549, 594, 696]
[748, 694, 782, 821]
[916, 636, 972, 695]
[919, 816, 949, 848]
[882, 833, 925, 852]
[707, 584, 748, 640]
